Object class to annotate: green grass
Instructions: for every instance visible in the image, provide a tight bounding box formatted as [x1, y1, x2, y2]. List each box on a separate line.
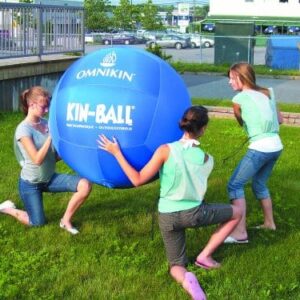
[0, 112, 299, 299]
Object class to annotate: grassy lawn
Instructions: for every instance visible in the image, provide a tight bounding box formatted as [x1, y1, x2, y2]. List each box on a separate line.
[0, 112, 299, 299]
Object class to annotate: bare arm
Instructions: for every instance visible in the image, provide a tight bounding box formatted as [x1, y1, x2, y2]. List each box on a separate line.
[233, 103, 243, 126]
[97, 134, 168, 187]
[19, 135, 52, 166]
[277, 108, 283, 125]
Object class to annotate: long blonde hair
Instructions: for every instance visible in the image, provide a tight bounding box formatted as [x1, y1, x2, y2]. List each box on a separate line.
[228, 62, 270, 98]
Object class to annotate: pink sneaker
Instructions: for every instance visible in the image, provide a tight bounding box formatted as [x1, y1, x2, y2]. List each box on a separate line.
[183, 272, 207, 300]
[0, 200, 16, 212]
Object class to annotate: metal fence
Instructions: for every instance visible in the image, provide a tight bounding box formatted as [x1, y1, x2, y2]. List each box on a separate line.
[0, 2, 84, 59]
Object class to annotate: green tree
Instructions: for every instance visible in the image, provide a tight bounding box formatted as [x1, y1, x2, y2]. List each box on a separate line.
[19, 0, 33, 3]
[194, 5, 209, 19]
[141, 0, 164, 31]
[84, 0, 112, 31]
[112, 0, 133, 30]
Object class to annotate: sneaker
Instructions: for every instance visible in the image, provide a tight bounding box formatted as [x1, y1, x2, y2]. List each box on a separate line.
[0, 200, 16, 212]
[183, 272, 206, 300]
[59, 220, 79, 235]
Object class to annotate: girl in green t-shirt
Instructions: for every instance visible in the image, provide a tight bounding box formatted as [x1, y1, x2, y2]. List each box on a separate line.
[98, 106, 242, 300]
[225, 62, 283, 244]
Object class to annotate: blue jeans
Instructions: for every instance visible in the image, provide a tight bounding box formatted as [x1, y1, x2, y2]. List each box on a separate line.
[19, 173, 81, 226]
[228, 149, 282, 200]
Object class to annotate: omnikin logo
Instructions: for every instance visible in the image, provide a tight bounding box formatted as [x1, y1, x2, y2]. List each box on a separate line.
[76, 51, 136, 82]
[100, 51, 116, 67]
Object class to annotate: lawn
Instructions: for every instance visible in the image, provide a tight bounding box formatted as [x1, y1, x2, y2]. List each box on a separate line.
[0, 112, 299, 299]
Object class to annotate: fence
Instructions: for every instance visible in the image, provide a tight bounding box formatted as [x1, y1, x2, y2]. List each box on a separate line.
[0, 2, 84, 59]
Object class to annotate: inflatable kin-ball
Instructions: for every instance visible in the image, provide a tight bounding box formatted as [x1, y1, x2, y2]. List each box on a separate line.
[49, 47, 191, 188]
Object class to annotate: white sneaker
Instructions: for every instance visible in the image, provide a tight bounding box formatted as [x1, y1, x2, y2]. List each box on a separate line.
[59, 220, 79, 235]
[0, 200, 16, 212]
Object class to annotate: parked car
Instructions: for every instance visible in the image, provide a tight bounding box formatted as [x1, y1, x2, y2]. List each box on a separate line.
[146, 34, 190, 49]
[287, 26, 300, 34]
[84, 32, 102, 44]
[123, 31, 146, 44]
[102, 34, 136, 45]
[264, 25, 277, 34]
[143, 30, 167, 41]
[202, 23, 215, 32]
[189, 35, 214, 48]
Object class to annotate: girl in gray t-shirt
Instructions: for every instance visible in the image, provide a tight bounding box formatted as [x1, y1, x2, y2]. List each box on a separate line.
[0, 86, 91, 235]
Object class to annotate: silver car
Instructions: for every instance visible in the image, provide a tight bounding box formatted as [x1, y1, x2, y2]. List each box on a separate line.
[146, 34, 190, 50]
[190, 35, 214, 48]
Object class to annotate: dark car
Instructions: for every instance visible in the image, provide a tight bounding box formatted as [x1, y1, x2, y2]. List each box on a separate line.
[287, 26, 300, 34]
[146, 34, 190, 49]
[102, 34, 136, 45]
[264, 26, 277, 34]
[202, 23, 215, 32]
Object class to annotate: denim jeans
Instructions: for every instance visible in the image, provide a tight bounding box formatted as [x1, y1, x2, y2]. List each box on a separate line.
[228, 149, 282, 200]
[19, 173, 81, 226]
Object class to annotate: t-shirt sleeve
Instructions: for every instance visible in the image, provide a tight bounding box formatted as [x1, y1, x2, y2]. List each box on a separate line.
[232, 93, 243, 105]
[15, 122, 32, 141]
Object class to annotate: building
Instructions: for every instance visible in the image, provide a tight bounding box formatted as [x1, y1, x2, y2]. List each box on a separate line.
[33, 0, 83, 6]
[208, 0, 300, 18]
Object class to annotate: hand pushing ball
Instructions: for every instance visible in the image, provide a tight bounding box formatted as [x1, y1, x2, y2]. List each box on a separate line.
[49, 47, 191, 188]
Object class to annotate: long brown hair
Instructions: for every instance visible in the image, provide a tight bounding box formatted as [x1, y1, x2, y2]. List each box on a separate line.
[20, 86, 50, 115]
[228, 62, 270, 98]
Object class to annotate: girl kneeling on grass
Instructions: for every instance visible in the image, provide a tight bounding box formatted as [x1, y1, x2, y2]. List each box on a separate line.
[0, 86, 92, 235]
[98, 105, 242, 300]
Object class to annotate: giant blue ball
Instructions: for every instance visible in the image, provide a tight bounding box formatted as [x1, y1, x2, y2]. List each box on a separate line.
[49, 47, 191, 188]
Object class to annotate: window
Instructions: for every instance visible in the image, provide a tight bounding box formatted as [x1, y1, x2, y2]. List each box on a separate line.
[279, 0, 288, 2]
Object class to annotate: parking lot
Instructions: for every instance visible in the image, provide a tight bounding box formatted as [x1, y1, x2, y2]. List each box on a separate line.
[85, 43, 267, 65]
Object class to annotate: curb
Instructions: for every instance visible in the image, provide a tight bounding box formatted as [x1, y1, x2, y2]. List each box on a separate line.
[206, 106, 300, 127]
[179, 71, 300, 80]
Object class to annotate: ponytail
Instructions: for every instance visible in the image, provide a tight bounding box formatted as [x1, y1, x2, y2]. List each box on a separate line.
[19, 86, 50, 115]
[179, 106, 209, 135]
[20, 89, 30, 115]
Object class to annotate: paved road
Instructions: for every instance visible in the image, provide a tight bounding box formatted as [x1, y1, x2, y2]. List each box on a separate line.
[182, 73, 300, 104]
[1, 45, 297, 106]
[85, 44, 266, 64]
[85, 44, 299, 104]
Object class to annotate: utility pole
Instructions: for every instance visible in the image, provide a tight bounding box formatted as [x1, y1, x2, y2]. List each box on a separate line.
[193, 0, 196, 33]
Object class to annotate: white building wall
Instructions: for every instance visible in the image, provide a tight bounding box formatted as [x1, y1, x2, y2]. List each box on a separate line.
[208, 0, 300, 18]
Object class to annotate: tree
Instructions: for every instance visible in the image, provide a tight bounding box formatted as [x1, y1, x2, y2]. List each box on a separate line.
[112, 0, 133, 30]
[194, 5, 209, 19]
[141, 0, 164, 31]
[84, 0, 112, 32]
[19, 0, 33, 3]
